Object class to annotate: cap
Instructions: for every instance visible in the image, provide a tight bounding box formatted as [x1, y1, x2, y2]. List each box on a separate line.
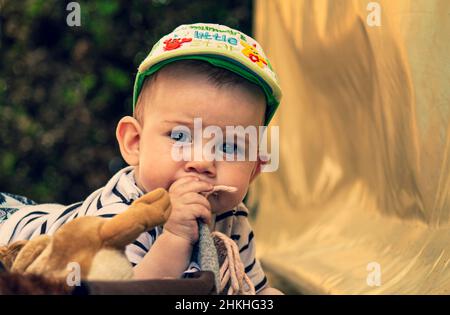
[133, 23, 282, 125]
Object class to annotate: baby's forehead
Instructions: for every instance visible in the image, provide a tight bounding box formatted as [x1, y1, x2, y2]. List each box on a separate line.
[156, 108, 265, 129]
[137, 62, 266, 127]
[155, 62, 265, 100]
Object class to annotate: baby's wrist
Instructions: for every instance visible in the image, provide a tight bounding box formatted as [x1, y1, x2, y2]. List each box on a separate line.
[162, 228, 196, 247]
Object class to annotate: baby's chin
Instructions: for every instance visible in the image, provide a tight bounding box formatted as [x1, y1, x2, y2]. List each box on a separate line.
[208, 194, 241, 215]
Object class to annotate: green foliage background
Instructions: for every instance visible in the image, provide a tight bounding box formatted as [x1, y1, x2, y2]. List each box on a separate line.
[0, 0, 253, 204]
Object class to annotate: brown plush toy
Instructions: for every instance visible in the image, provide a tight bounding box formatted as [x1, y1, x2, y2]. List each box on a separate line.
[0, 188, 171, 283]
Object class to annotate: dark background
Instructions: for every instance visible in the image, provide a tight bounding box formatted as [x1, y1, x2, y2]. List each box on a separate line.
[0, 0, 253, 204]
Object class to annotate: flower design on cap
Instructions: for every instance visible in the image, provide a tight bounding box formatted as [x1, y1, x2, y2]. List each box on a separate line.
[240, 40, 268, 68]
[163, 37, 192, 51]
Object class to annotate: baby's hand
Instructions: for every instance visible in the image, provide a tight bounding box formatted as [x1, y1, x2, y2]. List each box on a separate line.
[164, 176, 213, 245]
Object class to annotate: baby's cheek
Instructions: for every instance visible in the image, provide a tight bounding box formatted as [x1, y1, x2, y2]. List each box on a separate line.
[137, 165, 165, 192]
[225, 186, 249, 210]
[220, 170, 253, 202]
[142, 160, 182, 192]
[237, 186, 250, 203]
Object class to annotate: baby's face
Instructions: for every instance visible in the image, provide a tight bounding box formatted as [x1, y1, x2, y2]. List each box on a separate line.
[133, 72, 266, 213]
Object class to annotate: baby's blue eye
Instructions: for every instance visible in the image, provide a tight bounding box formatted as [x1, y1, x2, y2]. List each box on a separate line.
[222, 143, 238, 154]
[170, 130, 191, 143]
[220, 142, 245, 160]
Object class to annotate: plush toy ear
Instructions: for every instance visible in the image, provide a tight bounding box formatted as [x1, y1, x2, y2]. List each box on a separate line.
[11, 235, 51, 273]
[0, 240, 28, 270]
[100, 188, 171, 249]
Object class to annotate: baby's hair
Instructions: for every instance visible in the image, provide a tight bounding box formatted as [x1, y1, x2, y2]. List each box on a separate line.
[133, 60, 265, 124]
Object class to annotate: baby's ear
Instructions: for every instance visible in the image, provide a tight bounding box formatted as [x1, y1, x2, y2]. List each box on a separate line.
[116, 116, 142, 166]
[250, 155, 268, 183]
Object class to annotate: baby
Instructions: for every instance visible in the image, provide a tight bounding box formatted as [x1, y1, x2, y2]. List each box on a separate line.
[0, 23, 282, 294]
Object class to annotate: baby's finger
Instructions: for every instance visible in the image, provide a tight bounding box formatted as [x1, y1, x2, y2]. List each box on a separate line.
[169, 176, 200, 193]
[180, 192, 211, 211]
[174, 180, 213, 196]
[188, 204, 212, 225]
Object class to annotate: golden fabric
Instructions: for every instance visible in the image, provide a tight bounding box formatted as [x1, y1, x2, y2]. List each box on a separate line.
[250, 0, 450, 294]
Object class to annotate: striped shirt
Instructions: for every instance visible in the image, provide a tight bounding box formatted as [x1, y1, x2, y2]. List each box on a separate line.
[0, 166, 268, 292]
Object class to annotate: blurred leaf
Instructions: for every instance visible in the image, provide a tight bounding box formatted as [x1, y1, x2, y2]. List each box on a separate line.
[104, 66, 129, 90]
[1, 152, 16, 176]
[25, 0, 46, 18]
[96, 0, 120, 16]
[81, 74, 96, 92]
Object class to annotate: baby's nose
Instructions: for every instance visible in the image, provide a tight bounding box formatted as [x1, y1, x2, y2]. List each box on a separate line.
[184, 159, 216, 178]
